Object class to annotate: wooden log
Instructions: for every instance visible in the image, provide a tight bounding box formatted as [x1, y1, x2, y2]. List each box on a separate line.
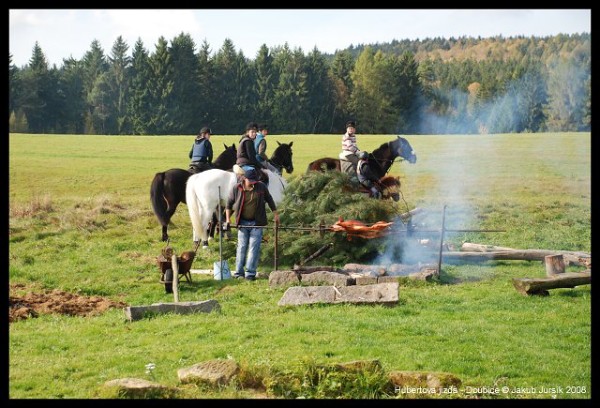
[443, 251, 591, 266]
[460, 243, 591, 267]
[399, 207, 425, 219]
[297, 243, 334, 267]
[512, 270, 591, 296]
[545, 254, 565, 276]
[461, 243, 514, 252]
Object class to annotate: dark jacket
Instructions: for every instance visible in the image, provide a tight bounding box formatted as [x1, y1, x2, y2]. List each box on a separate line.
[189, 138, 213, 163]
[357, 159, 379, 185]
[236, 136, 262, 167]
[226, 181, 276, 226]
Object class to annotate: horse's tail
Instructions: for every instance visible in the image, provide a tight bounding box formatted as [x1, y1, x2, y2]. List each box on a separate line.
[185, 175, 209, 245]
[150, 172, 169, 227]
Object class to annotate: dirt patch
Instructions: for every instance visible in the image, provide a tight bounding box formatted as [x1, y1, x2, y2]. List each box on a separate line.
[9, 283, 128, 323]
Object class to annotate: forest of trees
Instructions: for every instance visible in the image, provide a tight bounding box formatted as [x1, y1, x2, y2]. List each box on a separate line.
[8, 33, 591, 135]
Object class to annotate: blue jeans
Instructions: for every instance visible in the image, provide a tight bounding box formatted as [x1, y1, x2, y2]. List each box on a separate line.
[235, 219, 263, 278]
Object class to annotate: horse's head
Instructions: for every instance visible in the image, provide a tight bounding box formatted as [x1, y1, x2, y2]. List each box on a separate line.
[270, 141, 294, 174]
[224, 143, 237, 158]
[391, 136, 417, 164]
[213, 143, 237, 170]
[378, 176, 401, 202]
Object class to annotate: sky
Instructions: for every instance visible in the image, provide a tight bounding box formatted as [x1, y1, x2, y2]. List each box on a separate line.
[9, 9, 591, 68]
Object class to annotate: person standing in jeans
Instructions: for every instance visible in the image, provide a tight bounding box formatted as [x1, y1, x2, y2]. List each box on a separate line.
[224, 167, 279, 280]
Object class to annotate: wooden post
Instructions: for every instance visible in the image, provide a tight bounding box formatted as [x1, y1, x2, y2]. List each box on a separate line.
[274, 222, 279, 271]
[437, 205, 447, 274]
[171, 254, 179, 302]
[545, 254, 565, 276]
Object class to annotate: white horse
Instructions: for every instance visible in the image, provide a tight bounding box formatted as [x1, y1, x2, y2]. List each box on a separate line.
[186, 169, 287, 248]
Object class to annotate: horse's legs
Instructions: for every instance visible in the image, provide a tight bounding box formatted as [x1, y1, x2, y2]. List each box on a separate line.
[208, 210, 231, 241]
[208, 212, 218, 240]
[161, 198, 179, 241]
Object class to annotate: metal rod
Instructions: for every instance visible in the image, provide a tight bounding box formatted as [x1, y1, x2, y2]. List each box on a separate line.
[391, 229, 506, 233]
[437, 205, 447, 273]
[218, 186, 223, 280]
[228, 224, 504, 233]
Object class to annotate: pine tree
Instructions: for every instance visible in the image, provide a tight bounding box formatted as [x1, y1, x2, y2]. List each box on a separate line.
[196, 40, 216, 131]
[108, 36, 131, 134]
[82, 40, 109, 134]
[213, 39, 242, 133]
[127, 39, 152, 135]
[59, 58, 87, 133]
[254, 44, 276, 126]
[147, 36, 174, 134]
[168, 33, 200, 134]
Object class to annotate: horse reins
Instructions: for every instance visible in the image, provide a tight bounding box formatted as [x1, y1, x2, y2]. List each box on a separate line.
[268, 159, 283, 175]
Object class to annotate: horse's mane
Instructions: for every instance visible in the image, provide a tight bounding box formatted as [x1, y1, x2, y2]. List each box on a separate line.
[379, 175, 400, 187]
[372, 137, 402, 156]
[372, 142, 390, 155]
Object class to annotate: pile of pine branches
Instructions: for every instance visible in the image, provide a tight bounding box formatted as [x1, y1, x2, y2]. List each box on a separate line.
[262, 171, 407, 267]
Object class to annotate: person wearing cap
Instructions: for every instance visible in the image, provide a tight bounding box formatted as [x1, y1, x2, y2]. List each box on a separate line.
[356, 151, 382, 199]
[188, 126, 214, 173]
[235, 122, 263, 175]
[339, 120, 361, 183]
[224, 167, 279, 281]
[254, 123, 279, 174]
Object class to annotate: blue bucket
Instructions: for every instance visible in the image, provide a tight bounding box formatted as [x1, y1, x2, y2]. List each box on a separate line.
[213, 260, 231, 280]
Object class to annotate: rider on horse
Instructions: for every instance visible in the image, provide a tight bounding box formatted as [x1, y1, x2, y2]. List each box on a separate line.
[356, 151, 382, 199]
[339, 120, 361, 183]
[235, 122, 269, 185]
[189, 126, 214, 173]
[255, 123, 279, 174]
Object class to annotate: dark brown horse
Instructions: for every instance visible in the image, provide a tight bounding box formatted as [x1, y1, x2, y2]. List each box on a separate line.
[268, 141, 294, 175]
[150, 143, 237, 242]
[307, 135, 417, 178]
[359, 175, 401, 201]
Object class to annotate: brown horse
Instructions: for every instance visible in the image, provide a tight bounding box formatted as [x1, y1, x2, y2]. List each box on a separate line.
[307, 135, 417, 178]
[355, 175, 401, 201]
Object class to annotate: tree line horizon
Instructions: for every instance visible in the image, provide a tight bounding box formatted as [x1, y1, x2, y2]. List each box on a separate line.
[8, 33, 590, 135]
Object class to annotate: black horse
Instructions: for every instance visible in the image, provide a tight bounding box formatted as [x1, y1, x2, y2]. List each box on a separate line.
[268, 141, 294, 175]
[306, 135, 417, 178]
[150, 143, 237, 242]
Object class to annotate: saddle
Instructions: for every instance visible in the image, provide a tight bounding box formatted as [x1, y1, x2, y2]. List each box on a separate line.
[188, 162, 212, 174]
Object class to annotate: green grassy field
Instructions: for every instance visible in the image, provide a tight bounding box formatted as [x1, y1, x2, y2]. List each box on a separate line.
[8, 132, 591, 399]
